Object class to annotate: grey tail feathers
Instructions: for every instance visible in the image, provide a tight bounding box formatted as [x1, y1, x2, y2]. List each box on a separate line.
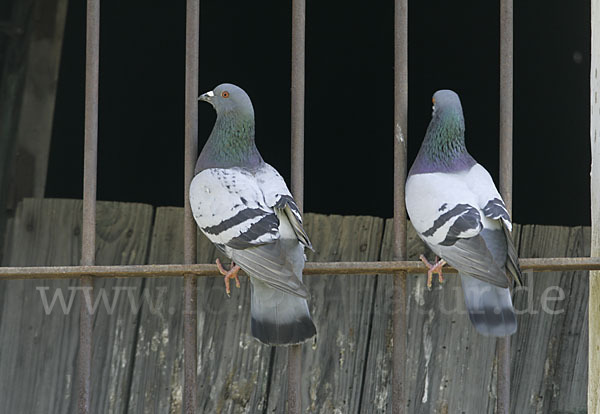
[461, 274, 517, 337]
[250, 280, 316, 346]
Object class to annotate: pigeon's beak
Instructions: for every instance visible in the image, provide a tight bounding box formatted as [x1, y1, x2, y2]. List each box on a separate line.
[198, 90, 215, 103]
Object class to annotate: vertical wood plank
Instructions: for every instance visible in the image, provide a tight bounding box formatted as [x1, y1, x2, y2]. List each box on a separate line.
[7, 0, 69, 202]
[590, 1, 600, 410]
[364, 220, 499, 413]
[0, 199, 153, 413]
[363, 222, 588, 413]
[127, 207, 188, 413]
[0, 203, 592, 411]
[0, 0, 34, 262]
[128, 207, 273, 413]
[512, 225, 589, 413]
[265, 214, 385, 413]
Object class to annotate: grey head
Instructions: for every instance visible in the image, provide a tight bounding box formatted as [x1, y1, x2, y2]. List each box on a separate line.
[408, 89, 476, 175]
[196, 83, 263, 173]
[198, 83, 254, 119]
[431, 89, 463, 120]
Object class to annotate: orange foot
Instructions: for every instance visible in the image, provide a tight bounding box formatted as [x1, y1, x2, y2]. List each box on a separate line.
[216, 258, 241, 297]
[419, 254, 447, 290]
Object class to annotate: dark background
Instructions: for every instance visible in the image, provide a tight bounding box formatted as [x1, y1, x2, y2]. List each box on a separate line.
[46, 1, 591, 225]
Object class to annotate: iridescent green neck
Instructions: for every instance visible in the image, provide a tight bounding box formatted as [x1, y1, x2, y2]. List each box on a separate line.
[410, 108, 475, 174]
[195, 111, 263, 173]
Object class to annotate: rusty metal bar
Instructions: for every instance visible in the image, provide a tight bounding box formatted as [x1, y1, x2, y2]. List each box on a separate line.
[499, 0, 514, 214]
[590, 0, 600, 409]
[290, 0, 305, 213]
[498, 0, 514, 412]
[392, 0, 408, 412]
[0, 257, 598, 279]
[288, 0, 306, 411]
[183, 0, 199, 412]
[79, 0, 100, 412]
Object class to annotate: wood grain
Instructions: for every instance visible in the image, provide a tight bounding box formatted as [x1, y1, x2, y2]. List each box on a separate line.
[0, 198, 153, 413]
[0, 200, 591, 413]
[266, 214, 385, 413]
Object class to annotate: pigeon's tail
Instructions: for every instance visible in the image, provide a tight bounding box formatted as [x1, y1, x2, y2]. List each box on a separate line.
[461, 274, 517, 337]
[250, 279, 316, 346]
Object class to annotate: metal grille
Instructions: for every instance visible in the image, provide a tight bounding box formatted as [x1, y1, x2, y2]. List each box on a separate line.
[2, 0, 597, 413]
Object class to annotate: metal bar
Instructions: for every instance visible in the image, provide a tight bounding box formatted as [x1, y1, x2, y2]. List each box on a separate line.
[498, 0, 514, 412]
[0, 257, 598, 279]
[499, 0, 514, 214]
[392, 0, 408, 412]
[590, 1, 600, 410]
[290, 0, 305, 212]
[79, 0, 99, 412]
[184, 0, 199, 412]
[288, 0, 306, 412]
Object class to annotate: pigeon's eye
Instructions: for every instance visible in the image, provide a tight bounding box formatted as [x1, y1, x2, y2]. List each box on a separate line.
[432, 97, 436, 105]
[221, 91, 230, 98]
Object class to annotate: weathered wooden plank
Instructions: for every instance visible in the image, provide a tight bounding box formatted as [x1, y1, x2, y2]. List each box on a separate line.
[265, 214, 385, 413]
[0, 201, 591, 412]
[6, 0, 68, 202]
[363, 221, 521, 414]
[128, 206, 273, 413]
[0, 0, 69, 262]
[511, 225, 589, 413]
[0, 0, 35, 264]
[362, 221, 588, 413]
[127, 206, 187, 414]
[0, 198, 153, 413]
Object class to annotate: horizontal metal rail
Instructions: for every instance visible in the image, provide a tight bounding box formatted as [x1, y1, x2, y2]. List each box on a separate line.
[0, 257, 598, 279]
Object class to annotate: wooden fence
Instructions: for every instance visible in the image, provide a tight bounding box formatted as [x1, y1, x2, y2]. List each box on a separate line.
[0, 198, 588, 413]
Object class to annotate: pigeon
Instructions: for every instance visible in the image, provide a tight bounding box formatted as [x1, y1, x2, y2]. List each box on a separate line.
[405, 89, 522, 337]
[190, 83, 317, 345]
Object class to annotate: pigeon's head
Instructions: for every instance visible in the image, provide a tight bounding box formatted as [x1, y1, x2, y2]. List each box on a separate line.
[431, 90, 463, 119]
[198, 83, 254, 118]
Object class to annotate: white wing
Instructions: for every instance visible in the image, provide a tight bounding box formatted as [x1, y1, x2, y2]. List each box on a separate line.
[406, 163, 515, 287]
[190, 165, 312, 298]
[190, 167, 278, 249]
[406, 169, 483, 247]
[254, 163, 312, 249]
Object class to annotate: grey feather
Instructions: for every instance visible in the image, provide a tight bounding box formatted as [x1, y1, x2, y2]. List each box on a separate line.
[503, 222, 523, 286]
[431, 233, 509, 288]
[459, 228, 517, 336]
[250, 279, 316, 345]
[482, 197, 510, 222]
[460, 274, 517, 337]
[229, 237, 309, 299]
[274, 195, 312, 250]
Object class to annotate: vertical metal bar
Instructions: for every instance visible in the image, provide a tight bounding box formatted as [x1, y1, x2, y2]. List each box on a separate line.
[290, 0, 305, 213]
[498, 0, 513, 413]
[499, 0, 513, 213]
[288, 0, 305, 412]
[392, 0, 408, 412]
[79, 0, 99, 412]
[184, 0, 199, 412]
[590, 2, 600, 411]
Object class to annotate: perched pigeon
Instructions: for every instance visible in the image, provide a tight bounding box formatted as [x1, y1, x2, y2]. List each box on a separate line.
[405, 90, 522, 337]
[190, 83, 317, 345]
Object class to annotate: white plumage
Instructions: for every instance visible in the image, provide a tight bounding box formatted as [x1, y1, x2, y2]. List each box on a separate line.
[406, 89, 521, 336]
[192, 82, 316, 345]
